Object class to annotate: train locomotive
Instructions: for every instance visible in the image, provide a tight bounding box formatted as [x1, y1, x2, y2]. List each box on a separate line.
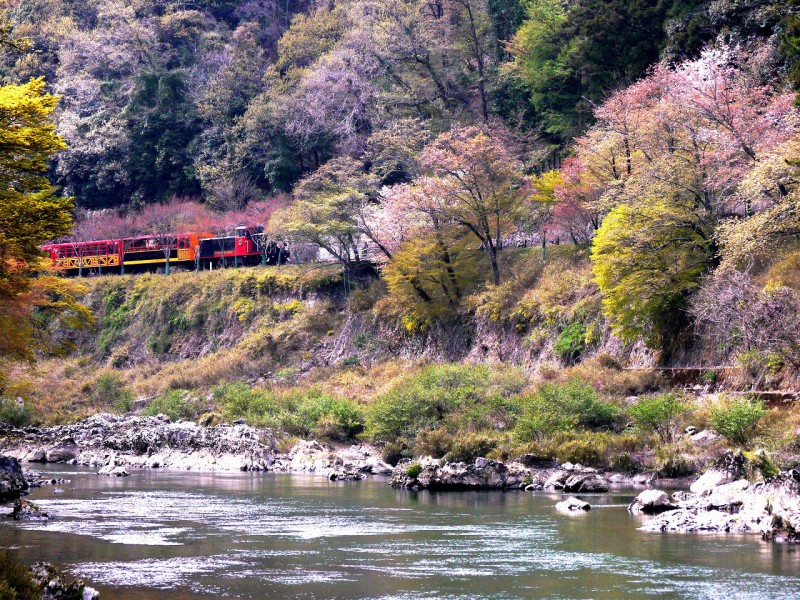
[42, 226, 290, 275]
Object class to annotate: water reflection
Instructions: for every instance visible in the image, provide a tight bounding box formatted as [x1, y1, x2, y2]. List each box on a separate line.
[1, 465, 799, 599]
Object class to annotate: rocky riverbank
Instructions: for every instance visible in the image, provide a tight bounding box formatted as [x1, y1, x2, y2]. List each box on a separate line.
[635, 468, 800, 542]
[389, 455, 655, 491]
[0, 414, 392, 480]
[3, 414, 800, 544]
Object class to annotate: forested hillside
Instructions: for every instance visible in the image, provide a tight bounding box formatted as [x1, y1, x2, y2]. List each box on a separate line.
[1, 0, 800, 384]
[2, 0, 792, 208]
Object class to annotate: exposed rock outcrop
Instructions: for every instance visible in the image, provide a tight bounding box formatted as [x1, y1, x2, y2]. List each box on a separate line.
[9, 498, 50, 521]
[556, 496, 591, 511]
[640, 469, 800, 541]
[0, 414, 279, 473]
[0, 455, 27, 501]
[544, 465, 609, 493]
[29, 561, 99, 600]
[390, 456, 620, 491]
[390, 457, 537, 490]
[272, 441, 393, 480]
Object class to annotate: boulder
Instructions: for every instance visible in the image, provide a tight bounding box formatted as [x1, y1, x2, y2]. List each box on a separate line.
[644, 507, 745, 533]
[45, 439, 79, 463]
[98, 464, 129, 477]
[563, 473, 609, 493]
[628, 489, 676, 514]
[556, 497, 591, 511]
[689, 429, 720, 445]
[0, 455, 27, 502]
[9, 499, 49, 521]
[689, 469, 733, 494]
[543, 470, 571, 490]
[641, 469, 800, 541]
[29, 562, 100, 600]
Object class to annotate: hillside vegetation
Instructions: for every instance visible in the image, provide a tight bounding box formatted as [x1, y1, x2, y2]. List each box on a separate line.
[6, 250, 800, 479]
[1, 1, 800, 478]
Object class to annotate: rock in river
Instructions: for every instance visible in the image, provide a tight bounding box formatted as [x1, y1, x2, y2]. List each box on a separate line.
[641, 469, 800, 541]
[556, 497, 591, 512]
[0, 455, 27, 502]
[30, 561, 100, 600]
[390, 456, 535, 490]
[628, 490, 676, 514]
[0, 414, 279, 473]
[8, 498, 49, 521]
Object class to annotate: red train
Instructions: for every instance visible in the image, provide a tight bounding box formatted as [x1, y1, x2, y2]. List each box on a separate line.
[42, 226, 290, 275]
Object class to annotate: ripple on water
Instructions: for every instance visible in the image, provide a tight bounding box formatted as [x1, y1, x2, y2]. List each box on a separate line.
[8, 470, 800, 600]
[72, 555, 247, 588]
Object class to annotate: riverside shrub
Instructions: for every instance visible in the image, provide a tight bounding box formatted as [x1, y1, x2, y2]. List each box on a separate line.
[0, 552, 40, 600]
[628, 393, 687, 443]
[92, 372, 134, 412]
[364, 363, 526, 443]
[0, 398, 33, 428]
[142, 390, 202, 421]
[445, 432, 500, 463]
[513, 379, 619, 443]
[709, 395, 766, 447]
[213, 382, 363, 441]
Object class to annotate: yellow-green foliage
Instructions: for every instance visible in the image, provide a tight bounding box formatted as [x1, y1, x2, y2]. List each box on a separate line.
[85, 265, 341, 363]
[0, 552, 41, 600]
[381, 234, 484, 332]
[0, 78, 75, 381]
[591, 197, 713, 349]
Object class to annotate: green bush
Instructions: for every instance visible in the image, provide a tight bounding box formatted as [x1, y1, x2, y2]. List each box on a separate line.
[445, 433, 499, 463]
[653, 445, 696, 477]
[364, 363, 526, 443]
[628, 393, 687, 443]
[213, 383, 363, 441]
[513, 379, 619, 443]
[142, 390, 202, 421]
[296, 393, 364, 441]
[405, 462, 423, 479]
[554, 322, 587, 363]
[0, 398, 33, 428]
[709, 395, 766, 448]
[382, 440, 411, 466]
[0, 552, 41, 600]
[414, 429, 453, 459]
[552, 437, 605, 468]
[742, 450, 780, 480]
[92, 372, 134, 411]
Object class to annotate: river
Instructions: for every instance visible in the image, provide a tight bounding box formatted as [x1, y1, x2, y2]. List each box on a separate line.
[1, 465, 799, 599]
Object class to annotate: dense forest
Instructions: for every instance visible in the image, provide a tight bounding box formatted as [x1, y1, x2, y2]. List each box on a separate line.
[2, 0, 794, 208]
[1, 0, 800, 386]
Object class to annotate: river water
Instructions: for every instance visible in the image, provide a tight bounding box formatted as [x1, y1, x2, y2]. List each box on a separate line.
[1, 465, 799, 599]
